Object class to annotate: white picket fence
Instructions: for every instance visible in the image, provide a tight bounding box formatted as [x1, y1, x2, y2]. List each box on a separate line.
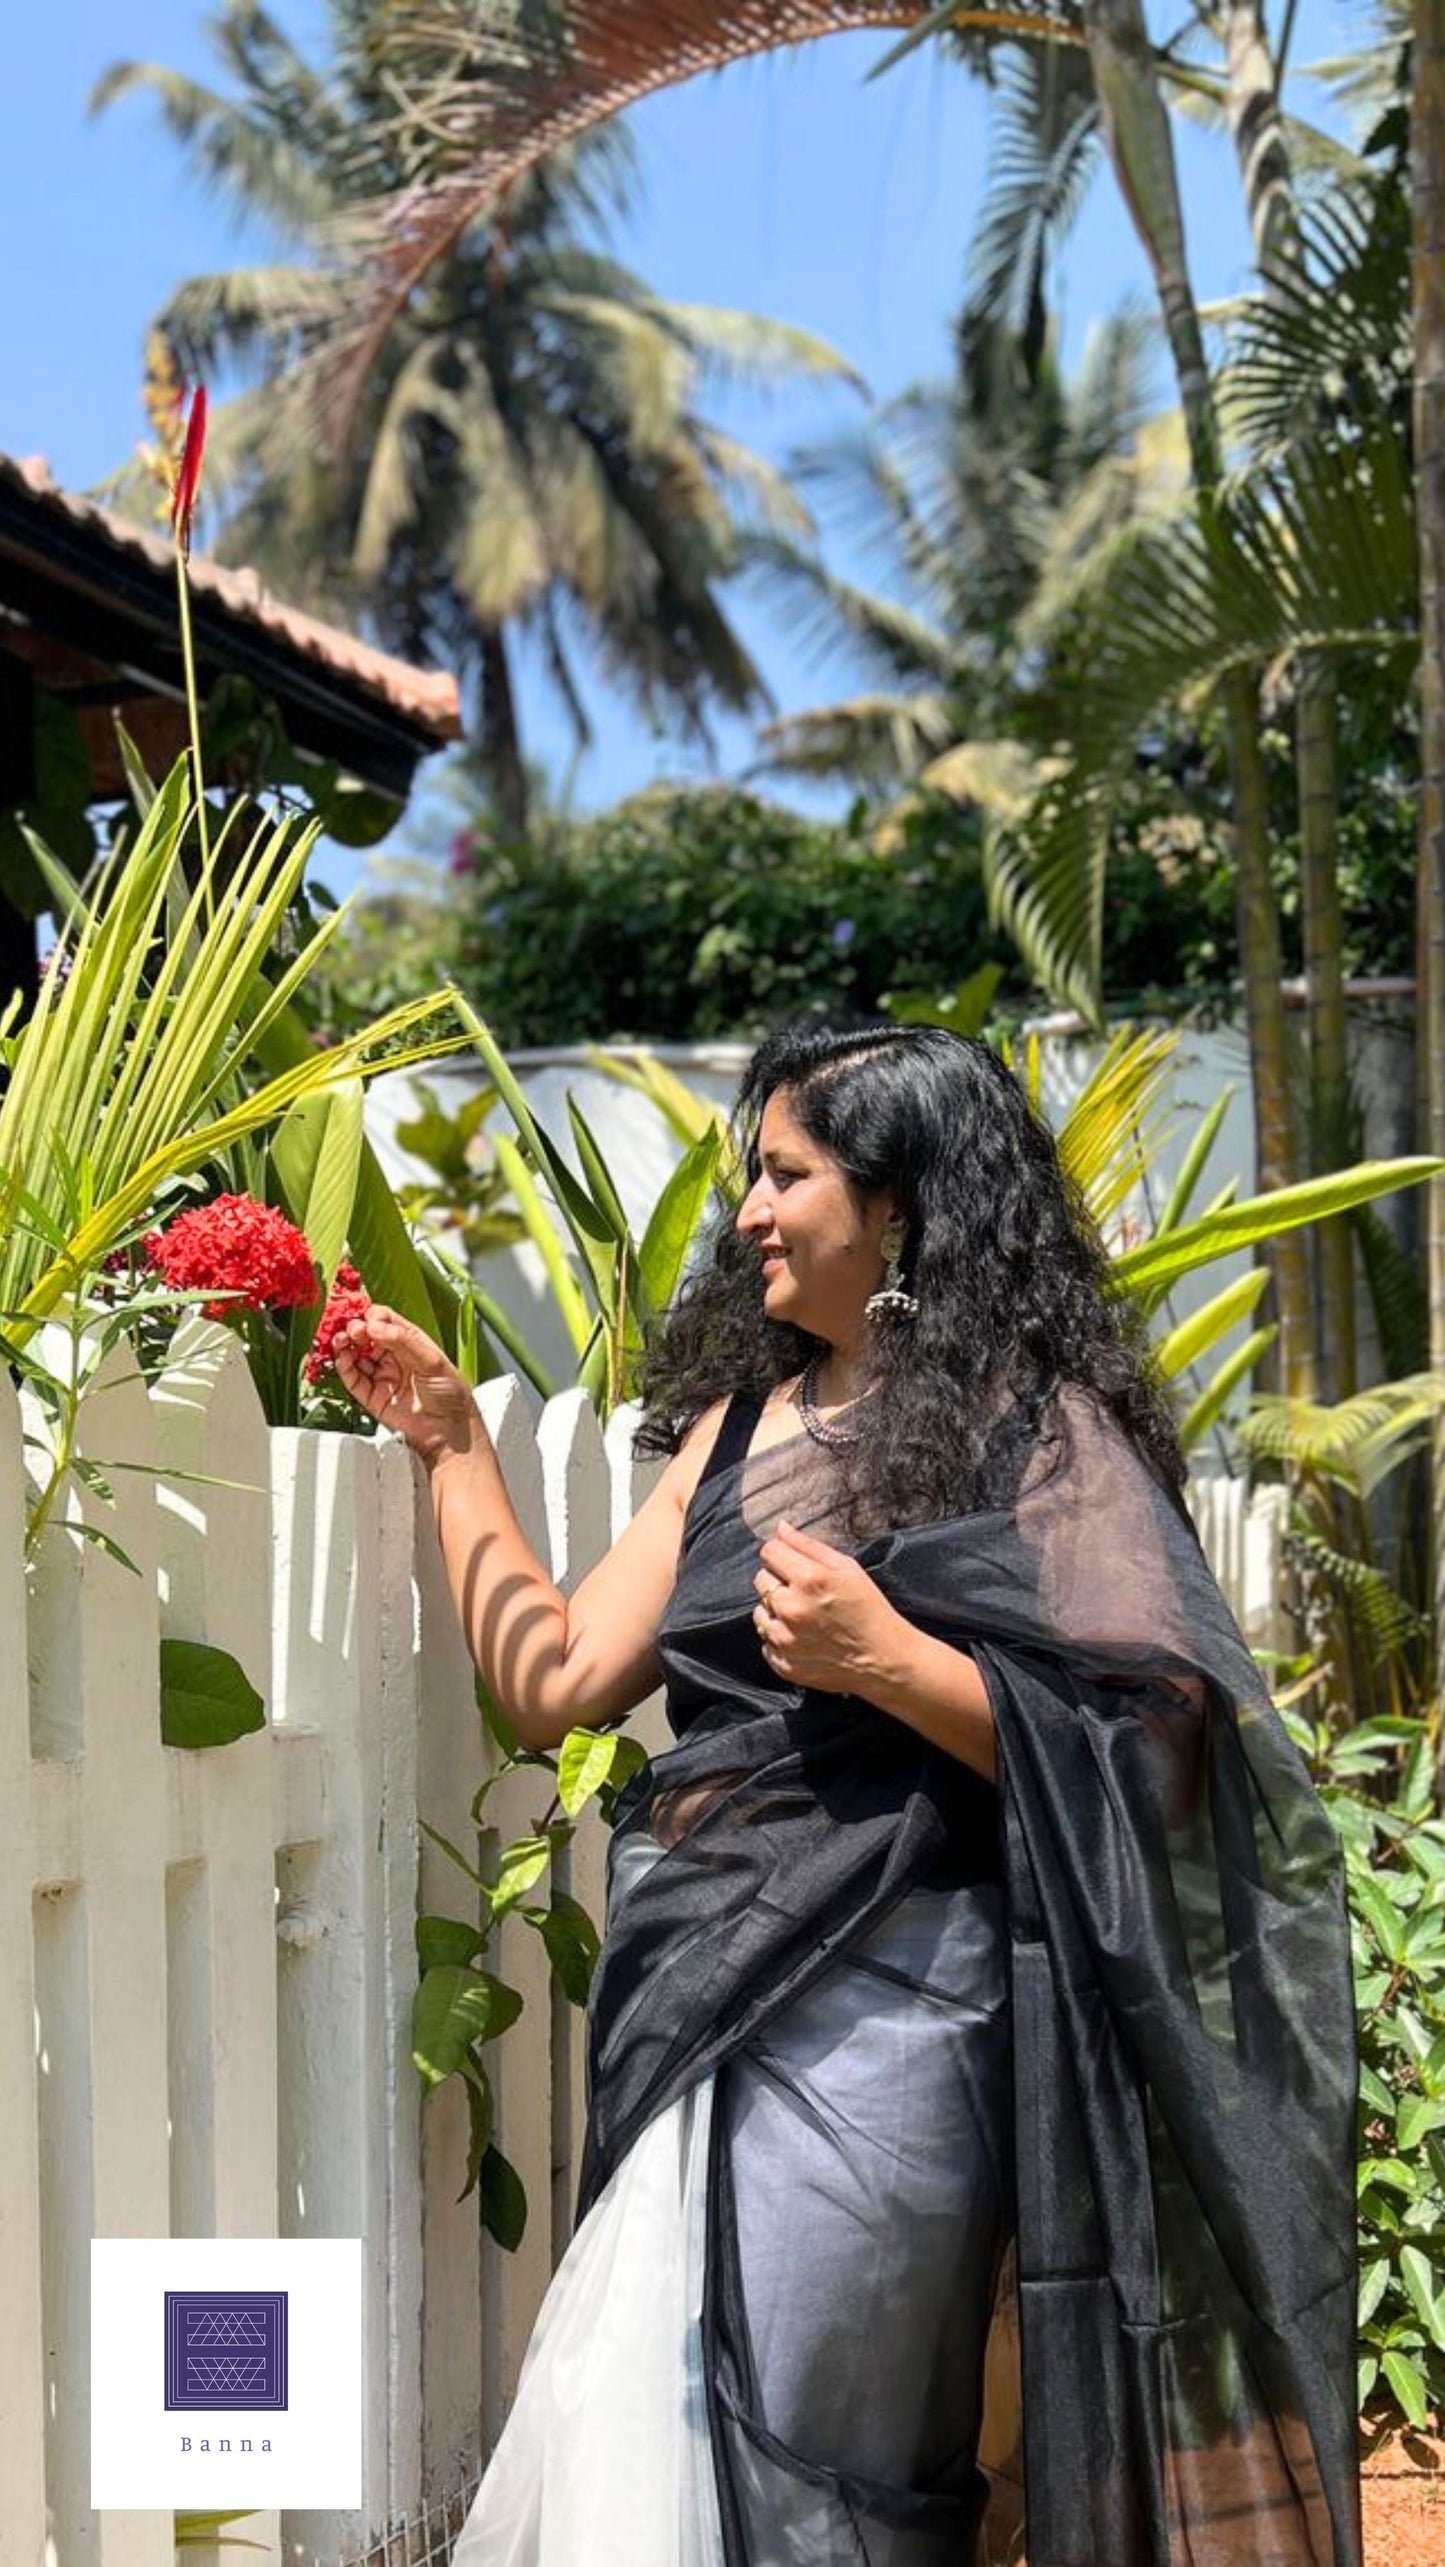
[0, 1320, 1286, 2567]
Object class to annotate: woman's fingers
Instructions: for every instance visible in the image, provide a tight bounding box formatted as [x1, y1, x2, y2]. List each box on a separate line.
[357, 1306, 445, 1365]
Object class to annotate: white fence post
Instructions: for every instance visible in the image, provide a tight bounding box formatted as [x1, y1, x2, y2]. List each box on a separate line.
[25, 1334, 174, 2567]
[411, 1415, 490, 2520]
[465, 1377, 555, 2454]
[535, 1387, 611, 2262]
[268, 1422, 423, 2567]
[1186, 1473, 1289, 1656]
[0, 1364, 48, 2567]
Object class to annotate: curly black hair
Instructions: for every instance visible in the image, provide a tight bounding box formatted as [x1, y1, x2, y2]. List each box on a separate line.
[632, 1014, 1187, 1535]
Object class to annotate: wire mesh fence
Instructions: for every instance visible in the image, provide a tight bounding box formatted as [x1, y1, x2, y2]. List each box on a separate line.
[333, 2471, 485, 2567]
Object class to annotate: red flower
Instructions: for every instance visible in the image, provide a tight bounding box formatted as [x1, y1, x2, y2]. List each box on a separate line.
[304, 1261, 377, 1385]
[144, 1194, 318, 1324]
[170, 384, 208, 558]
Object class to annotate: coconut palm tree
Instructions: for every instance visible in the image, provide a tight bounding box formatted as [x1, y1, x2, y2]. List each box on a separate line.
[749, 302, 1168, 792]
[93, 1, 857, 834]
[962, 170, 1416, 1004]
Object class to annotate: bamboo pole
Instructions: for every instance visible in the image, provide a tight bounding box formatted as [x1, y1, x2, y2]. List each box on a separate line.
[1411, 0, 1445, 1781]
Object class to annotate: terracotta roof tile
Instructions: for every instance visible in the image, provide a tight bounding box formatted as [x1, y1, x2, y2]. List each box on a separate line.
[1, 451, 462, 744]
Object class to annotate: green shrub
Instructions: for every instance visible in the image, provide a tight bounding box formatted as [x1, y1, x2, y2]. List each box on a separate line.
[447, 785, 1022, 1045]
[1282, 1697, 1445, 2436]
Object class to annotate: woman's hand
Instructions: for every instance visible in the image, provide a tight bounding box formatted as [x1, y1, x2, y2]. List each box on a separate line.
[332, 1306, 482, 1469]
[752, 1519, 906, 1697]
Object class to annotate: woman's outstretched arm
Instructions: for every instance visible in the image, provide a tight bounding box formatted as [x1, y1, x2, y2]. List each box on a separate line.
[335, 1307, 726, 1749]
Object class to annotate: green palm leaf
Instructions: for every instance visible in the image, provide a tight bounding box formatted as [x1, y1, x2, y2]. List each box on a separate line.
[1115, 1161, 1445, 1308]
[985, 424, 1417, 1016]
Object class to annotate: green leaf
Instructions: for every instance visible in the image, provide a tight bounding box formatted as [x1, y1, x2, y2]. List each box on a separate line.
[1154, 1090, 1232, 1236]
[535, 1891, 602, 2005]
[491, 1133, 592, 1352]
[66, 1519, 143, 1575]
[159, 1637, 266, 1750]
[1358, 2257, 1391, 2325]
[557, 1726, 630, 1817]
[1360, 2062, 1397, 2117]
[416, 1913, 485, 1971]
[411, 1965, 523, 2083]
[70, 1453, 116, 1505]
[1114, 1160, 1445, 1298]
[0, 690, 95, 916]
[638, 1126, 721, 1314]
[271, 1079, 364, 1290]
[1353, 1871, 1409, 1961]
[477, 1679, 523, 1760]
[311, 774, 405, 848]
[452, 994, 618, 1308]
[112, 718, 158, 818]
[457, 2060, 495, 2201]
[597, 1732, 650, 1808]
[1358, 2156, 1419, 2198]
[247, 1012, 444, 1337]
[418, 1816, 484, 1886]
[1177, 1327, 1277, 1450]
[1382, 2347, 1431, 2427]
[1397, 2095, 1445, 2151]
[1155, 1266, 1271, 1378]
[478, 2141, 527, 2250]
[491, 1834, 556, 1916]
[1399, 2244, 1445, 2350]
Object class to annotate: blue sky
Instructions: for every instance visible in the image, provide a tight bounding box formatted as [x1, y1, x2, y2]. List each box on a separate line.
[2, 2, 1355, 894]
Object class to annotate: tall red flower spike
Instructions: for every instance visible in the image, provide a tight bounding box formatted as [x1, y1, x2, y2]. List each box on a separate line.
[170, 384, 209, 559]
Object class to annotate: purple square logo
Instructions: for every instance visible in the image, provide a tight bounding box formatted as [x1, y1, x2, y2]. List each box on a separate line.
[164, 2292, 288, 2410]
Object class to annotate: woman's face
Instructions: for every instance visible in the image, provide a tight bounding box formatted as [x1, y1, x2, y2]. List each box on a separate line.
[735, 1087, 899, 1347]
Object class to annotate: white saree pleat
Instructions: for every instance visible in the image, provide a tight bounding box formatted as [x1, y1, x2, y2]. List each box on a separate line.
[447, 2062, 724, 2567]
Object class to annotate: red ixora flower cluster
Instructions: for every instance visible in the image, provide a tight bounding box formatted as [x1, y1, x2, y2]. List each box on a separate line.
[305, 1263, 377, 1385]
[143, 1194, 318, 1325]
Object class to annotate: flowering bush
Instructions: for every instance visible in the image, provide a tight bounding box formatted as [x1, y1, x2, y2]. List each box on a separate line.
[143, 1195, 318, 1323]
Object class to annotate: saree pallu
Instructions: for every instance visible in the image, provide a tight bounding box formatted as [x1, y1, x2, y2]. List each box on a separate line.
[451, 1384, 1362, 2567]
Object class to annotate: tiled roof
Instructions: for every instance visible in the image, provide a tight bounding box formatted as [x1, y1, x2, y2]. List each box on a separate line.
[0, 450, 461, 744]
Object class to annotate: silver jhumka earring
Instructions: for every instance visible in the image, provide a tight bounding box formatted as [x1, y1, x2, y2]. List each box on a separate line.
[864, 1216, 918, 1321]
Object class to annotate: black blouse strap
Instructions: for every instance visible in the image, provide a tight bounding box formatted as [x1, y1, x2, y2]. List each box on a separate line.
[695, 1386, 764, 1492]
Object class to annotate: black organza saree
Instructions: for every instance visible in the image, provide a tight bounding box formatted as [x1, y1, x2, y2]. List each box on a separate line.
[449, 1382, 1361, 2567]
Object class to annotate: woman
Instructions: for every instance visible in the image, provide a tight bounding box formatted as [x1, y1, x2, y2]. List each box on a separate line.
[336, 1018, 1362, 2567]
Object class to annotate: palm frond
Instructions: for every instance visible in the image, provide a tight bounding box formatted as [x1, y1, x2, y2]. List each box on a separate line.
[986, 424, 1416, 1013]
[754, 693, 958, 785]
[1286, 1525, 1428, 1663]
[89, 59, 335, 233]
[1352, 1199, 1430, 1378]
[448, 364, 551, 623]
[537, 290, 693, 452]
[746, 536, 964, 690]
[1062, 302, 1162, 471]
[352, 333, 456, 583]
[315, 0, 1079, 441]
[962, 40, 1100, 356]
[692, 428, 817, 541]
[1239, 1374, 1445, 1495]
[153, 264, 342, 380]
[1220, 175, 1410, 457]
[918, 737, 1054, 813]
[646, 301, 866, 396]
